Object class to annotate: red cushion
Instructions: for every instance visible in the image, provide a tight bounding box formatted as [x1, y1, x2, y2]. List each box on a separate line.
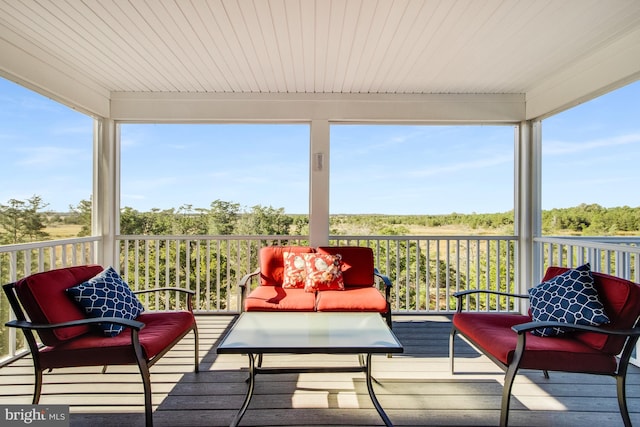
[316, 286, 388, 313]
[37, 311, 195, 368]
[317, 246, 374, 287]
[244, 286, 316, 311]
[15, 265, 105, 345]
[453, 312, 617, 373]
[542, 266, 640, 354]
[259, 246, 314, 286]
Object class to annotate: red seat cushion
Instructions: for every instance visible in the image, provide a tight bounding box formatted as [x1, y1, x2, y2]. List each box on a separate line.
[259, 246, 314, 286]
[317, 246, 374, 286]
[244, 286, 316, 311]
[453, 312, 617, 373]
[38, 311, 196, 368]
[14, 265, 105, 345]
[542, 266, 640, 354]
[316, 286, 388, 313]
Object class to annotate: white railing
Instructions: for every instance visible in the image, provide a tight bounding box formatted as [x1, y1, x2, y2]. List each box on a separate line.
[0, 237, 99, 362]
[116, 235, 518, 314]
[536, 236, 640, 282]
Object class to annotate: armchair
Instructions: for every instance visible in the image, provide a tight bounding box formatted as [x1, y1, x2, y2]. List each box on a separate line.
[3, 265, 199, 427]
[450, 266, 640, 426]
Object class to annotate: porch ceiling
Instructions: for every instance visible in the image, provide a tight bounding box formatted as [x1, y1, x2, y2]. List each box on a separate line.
[1, 0, 640, 120]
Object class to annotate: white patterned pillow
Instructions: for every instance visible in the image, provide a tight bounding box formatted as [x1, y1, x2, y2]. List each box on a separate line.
[66, 266, 144, 337]
[528, 263, 609, 337]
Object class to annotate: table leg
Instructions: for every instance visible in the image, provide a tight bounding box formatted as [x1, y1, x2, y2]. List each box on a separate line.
[365, 353, 393, 427]
[230, 353, 257, 427]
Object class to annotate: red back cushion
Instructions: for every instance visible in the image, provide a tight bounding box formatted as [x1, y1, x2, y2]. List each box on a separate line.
[317, 246, 374, 287]
[15, 265, 104, 346]
[542, 266, 640, 353]
[259, 246, 314, 286]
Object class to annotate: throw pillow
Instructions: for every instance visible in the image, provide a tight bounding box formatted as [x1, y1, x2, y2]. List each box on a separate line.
[528, 263, 609, 337]
[282, 251, 307, 288]
[303, 253, 345, 292]
[66, 266, 145, 337]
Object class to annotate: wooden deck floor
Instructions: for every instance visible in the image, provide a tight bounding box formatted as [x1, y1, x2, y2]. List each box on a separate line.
[1, 314, 639, 426]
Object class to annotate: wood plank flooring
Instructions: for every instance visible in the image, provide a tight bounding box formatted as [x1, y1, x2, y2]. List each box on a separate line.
[1, 314, 638, 426]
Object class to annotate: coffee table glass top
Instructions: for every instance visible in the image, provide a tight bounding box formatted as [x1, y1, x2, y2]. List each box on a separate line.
[217, 312, 403, 354]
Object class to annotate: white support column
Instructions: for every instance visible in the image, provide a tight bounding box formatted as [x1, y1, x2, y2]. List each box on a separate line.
[515, 120, 542, 307]
[531, 120, 543, 284]
[94, 118, 118, 267]
[309, 120, 330, 247]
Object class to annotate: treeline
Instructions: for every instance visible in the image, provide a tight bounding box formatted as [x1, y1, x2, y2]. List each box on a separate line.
[1, 196, 639, 245]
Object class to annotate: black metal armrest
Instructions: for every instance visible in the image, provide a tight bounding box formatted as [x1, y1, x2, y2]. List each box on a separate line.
[453, 289, 529, 299]
[453, 289, 529, 312]
[134, 287, 195, 296]
[133, 287, 196, 311]
[238, 268, 260, 309]
[512, 320, 640, 336]
[5, 316, 145, 332]
[374, 268, 392, 301]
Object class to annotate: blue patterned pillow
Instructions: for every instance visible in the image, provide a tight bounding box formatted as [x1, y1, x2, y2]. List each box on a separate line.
[66, 266, 144, 337]
[528, 263, 609, 337]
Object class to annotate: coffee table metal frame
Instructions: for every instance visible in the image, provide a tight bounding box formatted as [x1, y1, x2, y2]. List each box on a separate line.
[216, 312, 403, 427]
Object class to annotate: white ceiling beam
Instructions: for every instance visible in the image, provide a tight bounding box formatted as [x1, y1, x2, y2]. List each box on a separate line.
[109, 92, 525, 123]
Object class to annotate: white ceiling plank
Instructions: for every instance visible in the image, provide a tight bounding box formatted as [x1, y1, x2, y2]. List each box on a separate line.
[0, 1, 122, 91]
[340, 0, 377, 93]
[193, 0, 255, 92]
[176, 0, 235, 92]
[299, 0, 317, 92]
[220, 0, 270, 92]
[269, 0, 303, 93]
[250, 0, 289, 92]
[93, 0, 183, 91]
[166, 0, 232, 92]
[131, 0, 208, 92]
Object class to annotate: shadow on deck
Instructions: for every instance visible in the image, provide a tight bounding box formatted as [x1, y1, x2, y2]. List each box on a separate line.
[1, 314, 638, 426]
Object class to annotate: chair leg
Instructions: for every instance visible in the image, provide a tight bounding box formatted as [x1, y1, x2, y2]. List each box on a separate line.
[500, 362, 519, 427]
[130, 329, 154, 427]
[32, 368, 43, 404]
[193, 326, 200, 373]
[139, 363, 153, 427]
[616, 374, 632, 427]
[449, 328, 457, 374]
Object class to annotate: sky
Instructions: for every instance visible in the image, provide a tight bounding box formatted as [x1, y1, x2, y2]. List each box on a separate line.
[1, 77, 639, 215]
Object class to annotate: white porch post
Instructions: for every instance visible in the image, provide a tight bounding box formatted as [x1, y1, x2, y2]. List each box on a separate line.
[309, 120, 330, 247]
[515, 120, 542, 306]
[94, 118, 118, 267]
[531, 120, 543, 284]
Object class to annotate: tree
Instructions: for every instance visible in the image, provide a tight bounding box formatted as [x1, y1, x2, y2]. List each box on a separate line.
[237, 205, 293, 235]
[69, 198, 92, 236]
[208, 200, 240, 234]
[0, 196, 50, 244]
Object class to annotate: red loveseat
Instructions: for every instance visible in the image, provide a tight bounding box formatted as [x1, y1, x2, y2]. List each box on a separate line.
[3, 265, 199, 427]
[450, 266, 640, 426]
[239, 246, 393, 327]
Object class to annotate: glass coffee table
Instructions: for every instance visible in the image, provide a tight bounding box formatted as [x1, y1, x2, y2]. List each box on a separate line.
[217, 312, 403, 426]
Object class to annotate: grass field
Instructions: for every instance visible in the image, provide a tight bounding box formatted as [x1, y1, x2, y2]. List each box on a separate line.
[44, 224, 82, 239]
